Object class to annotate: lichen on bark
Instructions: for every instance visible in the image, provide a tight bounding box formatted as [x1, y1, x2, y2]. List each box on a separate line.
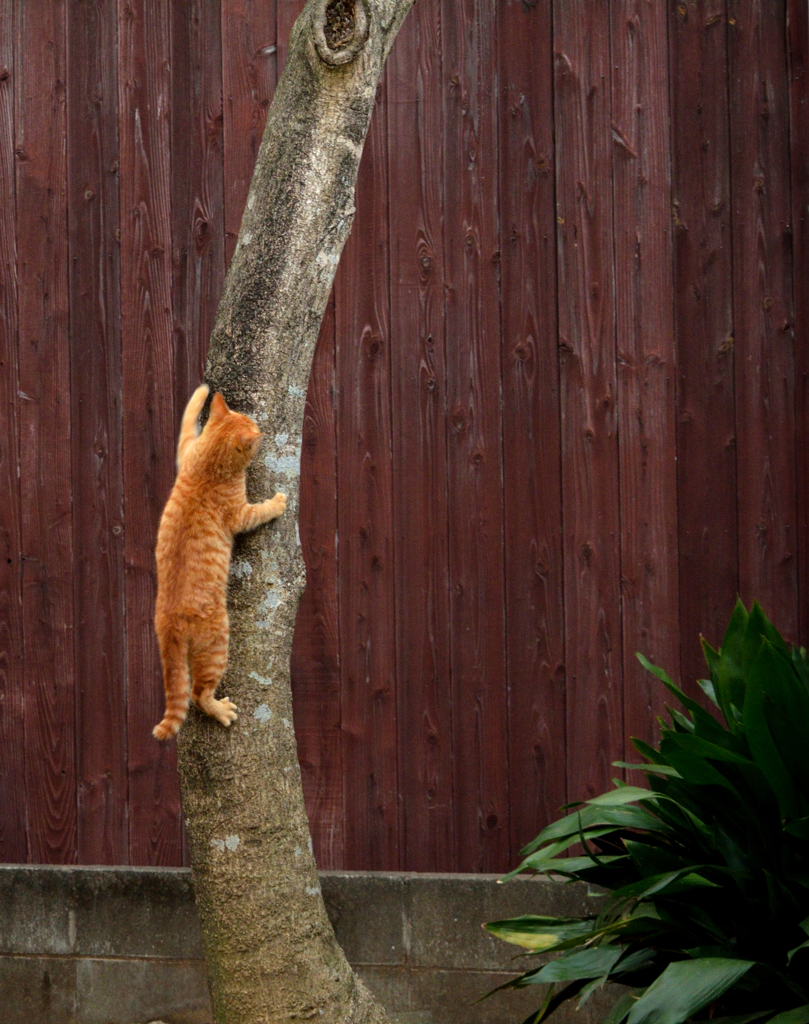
[174, 1, 414, 1021]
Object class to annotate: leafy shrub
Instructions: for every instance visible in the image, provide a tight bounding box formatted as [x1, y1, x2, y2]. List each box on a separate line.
[486, 601, 809, 1024]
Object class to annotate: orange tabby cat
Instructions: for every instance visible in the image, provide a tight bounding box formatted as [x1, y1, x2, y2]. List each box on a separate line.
[152, 384, 286, 741]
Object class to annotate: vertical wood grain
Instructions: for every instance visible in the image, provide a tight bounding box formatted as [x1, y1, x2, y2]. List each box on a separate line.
[335, 77, 399, 871]
[442, 0, 509, 872]
[554, 1, 624, 803]
[16, 0, 77, 863]
[276, 0, 305, 77]
[728, 1, 797, 637]
[0, 0, 27, 863]
[388, 2, 454, 871]
[3, 0, 808, 871]
[172, 0, 226, 401]
[291, 295, 343, 870]
[67, 0, 127, 864]
[222, 0, 277, 265]
[788, 0, 809, 646]
[170, 0, 225, 871]
[669, 0, 738, 678]
[611, 0, 679, 752]
[119, 0, 182, 866]
[498, 0, 566, 853]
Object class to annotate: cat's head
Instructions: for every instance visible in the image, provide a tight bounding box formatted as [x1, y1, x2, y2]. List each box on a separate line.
[203, 392, 264, 471]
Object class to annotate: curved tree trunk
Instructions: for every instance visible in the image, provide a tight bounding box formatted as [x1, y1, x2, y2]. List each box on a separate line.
[175, 1, 413, 1020]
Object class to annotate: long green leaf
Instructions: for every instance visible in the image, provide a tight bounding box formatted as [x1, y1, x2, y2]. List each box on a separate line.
[577, 973, 609, 1008]
[614, 948, 658, 975]
[747, 601, 791, 663]
[516, 980, 590, 1024]
[787, 940, 809, 965]
[691, 1013, 773, 1024]
[518, 983, 557, 1024]
[522, 945, 624, 985]
[527, 854, 627, 875]
[767, 1007, 809, 1024]
[668, 732, 752, 767]
[744, 642, 800, 818]
[632, 738, 672, 766]
[636, 652, 726, 742]
[697, 676, 721, 708]
[713, 599, 749, 727]
[613, 761, 683, 778]
[659, 735, 743, 796]
[609, 867, 719, 901]
[638, 654, 713, 726]
[507, 827, 619, 879]
[602, 989, 643, 1024]
[785, 818, 809, 841]
[587, 786, 659, 807]
[522, 804, 666, 854]
[484, 916, 595, 951]
[626, 958, 754, 1024]
[744, 640, 809, 794]
[623, 838, 683, 878]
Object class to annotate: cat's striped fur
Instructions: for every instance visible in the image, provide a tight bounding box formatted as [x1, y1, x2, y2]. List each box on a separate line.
[152, 384, 286, 740]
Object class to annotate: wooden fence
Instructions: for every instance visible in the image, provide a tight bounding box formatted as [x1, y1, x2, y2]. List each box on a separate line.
[0, 0, 808, 873]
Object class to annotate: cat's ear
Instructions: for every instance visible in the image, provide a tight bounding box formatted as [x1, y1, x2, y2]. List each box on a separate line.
[239, 430, 263, 452]
[208, 392, 229, 423]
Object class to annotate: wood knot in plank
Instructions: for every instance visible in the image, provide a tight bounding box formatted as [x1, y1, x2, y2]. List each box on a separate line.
[314, 0, 369, 66]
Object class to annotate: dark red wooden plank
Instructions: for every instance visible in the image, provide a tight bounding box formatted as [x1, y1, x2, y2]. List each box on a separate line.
[497, 0, 566, 854]
[67, 0, 127, 865]
[281, 0, 337, 869]
[611, 0, 679, 754]
[387, 3, 454, 872]
[335, 76, 399, 871]
[553, 2, 623, 803]
[669, 1, 738, 678]
[222, 0, 277, 265]
[276, 0, 305, 77]
[172, 0, 226, 871]
[728, 1, 797, 637]
[442, 0, 509, 872]
[788, 0, 809, 646]
[0, 4, 27, 863]
[16, 0, 77, 863]
[119, 0, 182, 866]
[291, 294, 344, 870]
[172, 0, 226, 399]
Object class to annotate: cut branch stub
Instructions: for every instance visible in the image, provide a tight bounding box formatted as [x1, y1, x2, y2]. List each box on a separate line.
[314, 0, 370, 65]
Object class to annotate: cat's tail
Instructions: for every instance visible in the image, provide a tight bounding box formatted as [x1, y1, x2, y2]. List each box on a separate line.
[153, 631, 190, 740]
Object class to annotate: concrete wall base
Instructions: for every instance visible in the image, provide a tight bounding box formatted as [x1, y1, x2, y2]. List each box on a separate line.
[0, 866, 612, 1024]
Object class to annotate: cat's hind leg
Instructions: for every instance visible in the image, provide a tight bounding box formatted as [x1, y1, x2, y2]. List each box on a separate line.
[153, 631, 191, 740]
[188, 620, 237, 728]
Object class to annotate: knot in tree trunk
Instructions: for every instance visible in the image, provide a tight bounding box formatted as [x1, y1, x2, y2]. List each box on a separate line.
[314, 0, 370, 65]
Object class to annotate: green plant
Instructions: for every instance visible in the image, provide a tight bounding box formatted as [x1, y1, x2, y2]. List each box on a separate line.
[485, 601, 809, 1024]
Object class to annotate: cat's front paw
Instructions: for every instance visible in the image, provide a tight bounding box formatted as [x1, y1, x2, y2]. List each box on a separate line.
[270, 493, 287, 519]
[213, 696, 238, 727]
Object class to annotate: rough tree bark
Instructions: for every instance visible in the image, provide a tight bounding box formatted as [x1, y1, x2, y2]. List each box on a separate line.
[175, 1, 413, 1021]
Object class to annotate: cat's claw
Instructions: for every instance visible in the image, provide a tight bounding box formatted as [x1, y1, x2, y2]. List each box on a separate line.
[214, 696, 238, 727]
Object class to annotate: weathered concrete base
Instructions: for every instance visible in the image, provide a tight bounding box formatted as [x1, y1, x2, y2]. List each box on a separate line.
[0, 867, 610, 1024]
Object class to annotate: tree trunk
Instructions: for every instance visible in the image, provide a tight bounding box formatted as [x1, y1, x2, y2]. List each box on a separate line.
[175, 1, 413, 1020]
